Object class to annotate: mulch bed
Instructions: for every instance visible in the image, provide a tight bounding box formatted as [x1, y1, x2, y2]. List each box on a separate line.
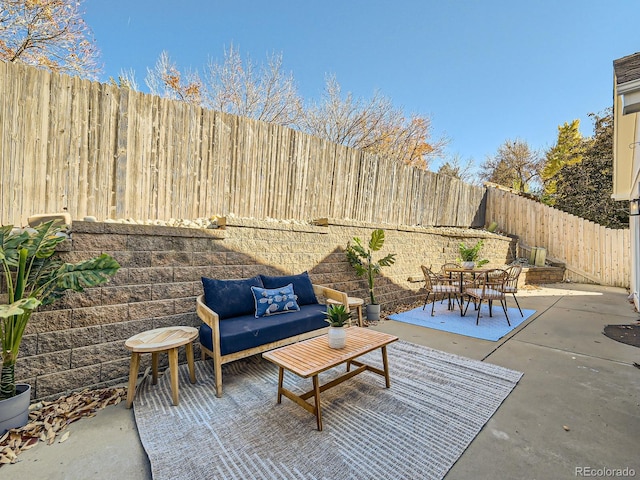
[603, 324, 640, 348]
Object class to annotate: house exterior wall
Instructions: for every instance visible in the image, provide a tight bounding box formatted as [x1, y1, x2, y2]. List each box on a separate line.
[632, 118, 640, 310]
[614, 78, 639, 310]
[613, 54, 640, 311]
[612, 90, 637, 200]
[632, 212, 639, 310]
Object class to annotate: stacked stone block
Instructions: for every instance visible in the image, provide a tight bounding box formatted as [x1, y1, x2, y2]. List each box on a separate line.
[521, 267, 565, 286]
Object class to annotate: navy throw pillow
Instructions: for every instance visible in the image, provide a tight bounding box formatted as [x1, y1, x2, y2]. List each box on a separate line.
[201, 275, 264, 320]
[260, 271, 318, 306]
[251, 283, 301, 317]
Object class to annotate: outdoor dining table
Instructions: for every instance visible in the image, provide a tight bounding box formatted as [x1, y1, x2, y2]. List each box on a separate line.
[443, 267, 493, 293]
[442, 267, 493, 316]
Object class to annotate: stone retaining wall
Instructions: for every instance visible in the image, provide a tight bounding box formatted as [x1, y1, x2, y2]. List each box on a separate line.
[18, 218, 517, 400]
[520, 266, 565, 286]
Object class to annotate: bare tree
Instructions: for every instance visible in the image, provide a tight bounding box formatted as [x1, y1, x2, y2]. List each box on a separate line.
[0, 0, 99, 79]
[142, 46, 301, 126]
[139, 49, 447, 170]
[480, 139, 542, 192]
[145, 51, 203, 104]
[108, 67, 139, 90]
[202, 45, 301, 126]
[436, 154, 477, 183]
[117, 68, 139, 90]
[298, 75, 447, 169]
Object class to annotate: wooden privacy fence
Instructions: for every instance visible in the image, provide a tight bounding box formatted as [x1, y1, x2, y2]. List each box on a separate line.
[1, 62, 630, 288]
[485, 186, 630, 288]
[0, 61, 485, 228]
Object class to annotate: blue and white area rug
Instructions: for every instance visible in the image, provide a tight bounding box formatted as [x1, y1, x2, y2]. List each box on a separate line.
[134, 341, 523, 480]
[389, 303, 536, 341]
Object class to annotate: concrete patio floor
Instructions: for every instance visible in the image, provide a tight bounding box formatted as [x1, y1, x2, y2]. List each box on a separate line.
[5, 283, 640, 479]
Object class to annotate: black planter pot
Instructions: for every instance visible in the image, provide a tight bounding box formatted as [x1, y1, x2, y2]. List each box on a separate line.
[0, 384, 31, 434]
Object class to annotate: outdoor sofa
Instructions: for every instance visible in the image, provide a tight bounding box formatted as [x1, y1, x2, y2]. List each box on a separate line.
[196, 271, 349, 397]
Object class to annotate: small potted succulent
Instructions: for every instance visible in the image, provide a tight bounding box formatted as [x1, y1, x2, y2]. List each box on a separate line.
[0, 221, 120, 433]
[324, 304, 351, 349]
[345, 229, 396, 323]
[458, 240, 489, 269]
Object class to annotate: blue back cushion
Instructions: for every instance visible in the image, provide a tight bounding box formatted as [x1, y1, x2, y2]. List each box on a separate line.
[260, 271, 318, 306]
[251, 283, 300, 317]
[201, 275, 264, 320]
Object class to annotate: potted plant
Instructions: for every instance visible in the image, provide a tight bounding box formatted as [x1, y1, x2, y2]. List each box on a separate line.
[324, 304, 351, 349]
[345, 229, 396, 323]
[458, 240, 489, 269]
[0, 221, 120, 433]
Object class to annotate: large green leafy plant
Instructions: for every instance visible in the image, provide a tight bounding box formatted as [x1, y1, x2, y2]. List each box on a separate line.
[345, 229, 396, 305]
[0, 222, 120, 399]
[458, 240, 489, 267]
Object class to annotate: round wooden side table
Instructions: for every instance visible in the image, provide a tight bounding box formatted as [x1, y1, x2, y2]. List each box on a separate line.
[326, 296, 364, 327]
[125, 326, 198, 408]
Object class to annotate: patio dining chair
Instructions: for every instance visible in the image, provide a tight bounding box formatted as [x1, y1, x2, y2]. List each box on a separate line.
[421, 265, 461, 316]
[439, 262, 461, 279]
[463, 268, 510, 326]
[485, 265, 523, 316]
[502, 265, 523, 316]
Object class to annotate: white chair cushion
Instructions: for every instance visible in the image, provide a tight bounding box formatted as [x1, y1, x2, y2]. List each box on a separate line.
[432, 285, 458, 294]
[465, 287, 504, 300]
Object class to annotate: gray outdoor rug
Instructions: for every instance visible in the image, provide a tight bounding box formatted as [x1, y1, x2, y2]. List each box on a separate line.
[133, 341, 523, 480]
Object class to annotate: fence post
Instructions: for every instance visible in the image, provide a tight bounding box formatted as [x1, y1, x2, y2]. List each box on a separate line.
[114, 88, 129, 219]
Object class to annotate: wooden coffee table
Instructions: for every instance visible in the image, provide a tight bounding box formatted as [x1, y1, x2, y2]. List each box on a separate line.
[262, 327, 398, 431]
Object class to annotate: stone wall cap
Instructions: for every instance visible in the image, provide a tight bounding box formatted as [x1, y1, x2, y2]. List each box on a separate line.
[70, 221, 226, 239]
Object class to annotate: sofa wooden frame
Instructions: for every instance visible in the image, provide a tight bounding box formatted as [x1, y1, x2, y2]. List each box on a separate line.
[196, 284, 350, 397]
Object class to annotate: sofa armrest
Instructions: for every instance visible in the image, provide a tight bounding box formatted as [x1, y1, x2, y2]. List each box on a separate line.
[312, 284, 350, 312]
[196, 294, 220, 326]
[196, 294, 221, 351]
[196, 294, 225, 396]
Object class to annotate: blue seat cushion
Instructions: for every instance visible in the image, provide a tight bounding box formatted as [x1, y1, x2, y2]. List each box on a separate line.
[199, 304, 328, 356]
[201, 275, 264, 320]
[260, 271, 318, 306]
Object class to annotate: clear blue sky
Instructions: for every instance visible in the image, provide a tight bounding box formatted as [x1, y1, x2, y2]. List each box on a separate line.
[84, 0, 639, 171]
